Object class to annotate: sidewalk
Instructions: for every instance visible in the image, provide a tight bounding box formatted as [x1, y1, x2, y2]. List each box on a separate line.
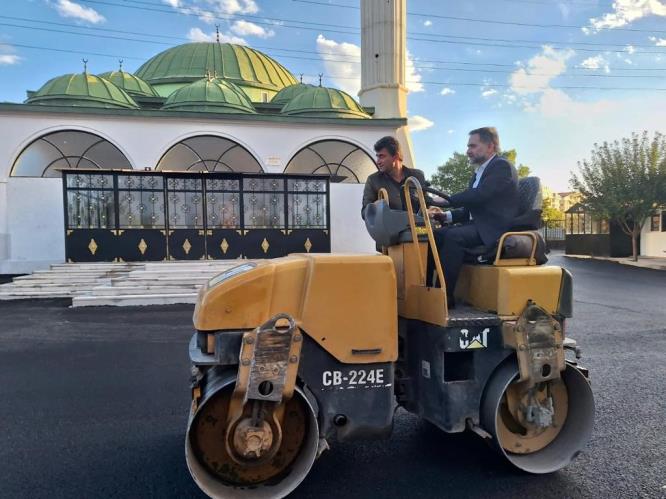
[563, 253, 666, 271]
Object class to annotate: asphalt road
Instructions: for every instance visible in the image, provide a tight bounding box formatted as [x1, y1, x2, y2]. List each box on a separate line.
[1, 254, 665, 499]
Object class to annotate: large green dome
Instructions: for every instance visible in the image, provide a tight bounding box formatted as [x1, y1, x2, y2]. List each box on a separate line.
[135, 43, 297, 101]
[162, 77, 256, 114]
[26, 72, 139, 109]
[271, 83, 315, 106]
[281, 87, 370, 119]
[98, 70, 159, 97]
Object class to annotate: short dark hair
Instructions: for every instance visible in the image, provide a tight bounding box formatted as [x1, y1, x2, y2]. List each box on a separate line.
[374, 136, 403, 161]
[469, 127, 500, 152]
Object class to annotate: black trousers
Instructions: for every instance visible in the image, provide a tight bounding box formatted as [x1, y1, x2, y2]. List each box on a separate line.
[427, 224, 483, 299]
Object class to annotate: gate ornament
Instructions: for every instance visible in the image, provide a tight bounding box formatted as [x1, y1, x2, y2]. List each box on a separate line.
[138, 238, 148, 255]
[88, 238, 98, 255]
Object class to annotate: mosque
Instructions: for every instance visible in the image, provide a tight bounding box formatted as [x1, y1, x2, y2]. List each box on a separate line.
[0, 1, 414, 273]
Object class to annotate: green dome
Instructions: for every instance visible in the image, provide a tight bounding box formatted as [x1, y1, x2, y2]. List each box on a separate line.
[98, 70, 159, 97]
[135, 43, 297, 100]
[271, 83, 315, 105]
[162, 77, 256, 114]
[281, 87, 370, 119]
[26, 72, 139, 109]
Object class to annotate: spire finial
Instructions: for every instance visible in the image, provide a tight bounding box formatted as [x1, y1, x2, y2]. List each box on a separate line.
[318, 73, 323, 87]
[205, 69, 213, 81]
[82, 58, 88, 73]
[299, 73, 303, 84]
[118, 59, 123, 71]
[215, 24, 220, 43]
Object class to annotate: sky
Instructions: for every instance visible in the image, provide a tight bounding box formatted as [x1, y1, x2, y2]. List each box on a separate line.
[0, 0, 665, 191]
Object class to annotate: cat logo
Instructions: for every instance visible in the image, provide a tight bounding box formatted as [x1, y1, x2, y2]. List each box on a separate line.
[459, 328, 490, 350]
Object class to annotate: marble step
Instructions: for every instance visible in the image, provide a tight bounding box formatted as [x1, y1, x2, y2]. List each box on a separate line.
[72, 293, 198, 307]
[90, 285, 201, 296]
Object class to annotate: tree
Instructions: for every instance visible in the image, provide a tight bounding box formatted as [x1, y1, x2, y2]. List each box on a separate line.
[541, 197, 565, 228]
[570, 131, 666, 261]
[430, 148, 530, 193]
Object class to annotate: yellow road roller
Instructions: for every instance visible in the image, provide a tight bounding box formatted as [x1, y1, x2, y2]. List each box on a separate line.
[185, 177, 595, 498]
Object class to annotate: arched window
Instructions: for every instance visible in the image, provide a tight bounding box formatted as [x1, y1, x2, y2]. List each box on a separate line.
[284, 140, 376, 183]
[156, 135, 262, 173]
[11, 130, 131, 177]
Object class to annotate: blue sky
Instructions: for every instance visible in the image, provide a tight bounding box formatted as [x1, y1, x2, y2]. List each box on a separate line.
[0, 0, 665, 191]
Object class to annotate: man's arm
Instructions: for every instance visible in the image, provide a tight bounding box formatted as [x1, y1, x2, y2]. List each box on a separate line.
[448, 159, 515, 208]
[361, 177, 377, 219]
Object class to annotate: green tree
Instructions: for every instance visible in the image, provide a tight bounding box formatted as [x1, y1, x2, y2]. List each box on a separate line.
[430, 149, 530, 193]
[571, 131, 666, 261]
[541, 197, 565, 228]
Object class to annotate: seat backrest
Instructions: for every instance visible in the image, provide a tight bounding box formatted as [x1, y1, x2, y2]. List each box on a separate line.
[512, 176, 543, 230]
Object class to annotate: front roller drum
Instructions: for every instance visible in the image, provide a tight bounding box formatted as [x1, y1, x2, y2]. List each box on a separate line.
[185, 371, 319, 499]
[480, 359, 594, 474]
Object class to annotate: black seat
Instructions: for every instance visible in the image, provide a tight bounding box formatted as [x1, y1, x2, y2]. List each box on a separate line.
[466, 176, 547, 264]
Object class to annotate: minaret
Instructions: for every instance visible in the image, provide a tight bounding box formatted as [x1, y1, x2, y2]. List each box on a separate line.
[359, 0, 415, 167]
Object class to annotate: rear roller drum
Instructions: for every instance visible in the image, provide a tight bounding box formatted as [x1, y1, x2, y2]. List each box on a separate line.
[481, 359, 594, 474]
[185, 371, 319, 499]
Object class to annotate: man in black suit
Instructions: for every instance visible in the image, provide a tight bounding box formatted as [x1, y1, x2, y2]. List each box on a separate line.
[362, 136, 429, 217]
[428, 127, 519, 305]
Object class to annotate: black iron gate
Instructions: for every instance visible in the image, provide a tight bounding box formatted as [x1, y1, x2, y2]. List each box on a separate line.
[63, 170, 330, 262]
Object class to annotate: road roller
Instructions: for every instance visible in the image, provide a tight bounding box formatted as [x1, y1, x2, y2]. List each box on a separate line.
[185, 177, 595, 498]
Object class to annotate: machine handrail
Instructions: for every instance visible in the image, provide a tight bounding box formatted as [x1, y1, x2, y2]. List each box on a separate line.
[402, 177, 447, 300]
[494, 231, 538, 266]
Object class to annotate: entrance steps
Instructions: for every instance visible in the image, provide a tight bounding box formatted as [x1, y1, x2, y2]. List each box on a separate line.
[0, 260, 249, 306]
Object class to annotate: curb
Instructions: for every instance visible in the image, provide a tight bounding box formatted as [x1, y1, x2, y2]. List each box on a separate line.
[563, 254, 666, 271]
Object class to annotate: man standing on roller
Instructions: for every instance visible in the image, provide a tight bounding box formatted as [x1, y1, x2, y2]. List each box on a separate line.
[428, 127, 519, 307]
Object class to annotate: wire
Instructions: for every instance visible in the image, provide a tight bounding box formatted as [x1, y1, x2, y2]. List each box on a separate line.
[292, 0, 666, 35]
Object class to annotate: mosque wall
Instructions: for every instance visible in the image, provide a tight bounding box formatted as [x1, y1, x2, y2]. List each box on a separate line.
[0, 111, 389, 272]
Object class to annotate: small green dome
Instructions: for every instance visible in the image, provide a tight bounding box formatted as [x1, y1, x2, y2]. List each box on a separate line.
[135, 43, 297, 97]
[26, 72, 139, 109]
[162, 77, 256, 114]
[98, 70, 159, 97]
[271, 83, 315, 105]
[281, 86, 370, 119]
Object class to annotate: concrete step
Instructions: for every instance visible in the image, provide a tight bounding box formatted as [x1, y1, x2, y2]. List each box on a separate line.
[112, 276, 211, 285]
[72, 293, 197, 307]
[10, 279, 112, 288]
[90, 285, 201, 296]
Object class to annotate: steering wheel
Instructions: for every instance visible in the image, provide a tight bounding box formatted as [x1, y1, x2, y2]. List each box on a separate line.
[422, 186, 451, 207]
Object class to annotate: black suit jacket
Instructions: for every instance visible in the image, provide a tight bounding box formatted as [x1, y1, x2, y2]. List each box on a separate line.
[448, 156, 519, 246]
[362, 167, 429, 217]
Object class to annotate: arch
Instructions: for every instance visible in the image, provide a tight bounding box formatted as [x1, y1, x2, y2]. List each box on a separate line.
[284, 139, 377, 184]
[10, 129, 133, 178]
[155, 134, 263, 173]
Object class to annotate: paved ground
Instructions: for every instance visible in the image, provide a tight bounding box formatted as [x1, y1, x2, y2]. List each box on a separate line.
[1, 254, 665, 499]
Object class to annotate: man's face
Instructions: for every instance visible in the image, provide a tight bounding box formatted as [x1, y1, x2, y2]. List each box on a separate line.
[467, 134, 495, 165]
[376, 148, 399, 174]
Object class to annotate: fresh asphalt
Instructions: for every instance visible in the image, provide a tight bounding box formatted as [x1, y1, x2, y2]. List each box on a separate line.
[1, 254, 664, 499]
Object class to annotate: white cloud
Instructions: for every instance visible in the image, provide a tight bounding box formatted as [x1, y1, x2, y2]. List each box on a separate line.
[585, 0, 666, 32]
[52, 0, 105, 23]
[0, 54, 21, 65]
[580, 55, 610, 73]
[314, 34, 423, 96]
[558, 2, 570, 19]
[440, 87, 455, 96]
[187, 27, 247, 45]
[409, 115, 434, 132]
[423, 20, 432, 27]
[626, 44, 636, 54]
[162, 0, 181, 7]
[163, 0, 259, 24]
[509, 46, 575, 95]
[481, 88, 498, 98]
[447, 129, 455, 134]
[650, 36, 666, 46]
[231, 20, 274, 38]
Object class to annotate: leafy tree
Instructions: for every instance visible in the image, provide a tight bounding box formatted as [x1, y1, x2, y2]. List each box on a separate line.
[571, 131, 666, 261]
[430, 149, 530, 193]
[541, 197, 565, 228]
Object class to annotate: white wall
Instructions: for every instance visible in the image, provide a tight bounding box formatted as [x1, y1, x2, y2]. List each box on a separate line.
[1, 177, 65, 273]
[640, 217, 666, 258]
[330, 183, 376, 254]
[0, 110, 396, 272]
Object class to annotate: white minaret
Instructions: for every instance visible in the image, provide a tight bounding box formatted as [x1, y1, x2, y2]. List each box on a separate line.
[359, 0, 416, 167]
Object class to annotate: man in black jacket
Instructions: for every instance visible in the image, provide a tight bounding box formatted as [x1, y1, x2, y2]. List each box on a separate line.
[362, 136, 429, 217]
[428, 127, 519, 305]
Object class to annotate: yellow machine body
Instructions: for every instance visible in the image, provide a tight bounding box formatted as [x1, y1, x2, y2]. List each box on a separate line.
[455, 264, 563, 316]
[193, 253, 398, 364]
